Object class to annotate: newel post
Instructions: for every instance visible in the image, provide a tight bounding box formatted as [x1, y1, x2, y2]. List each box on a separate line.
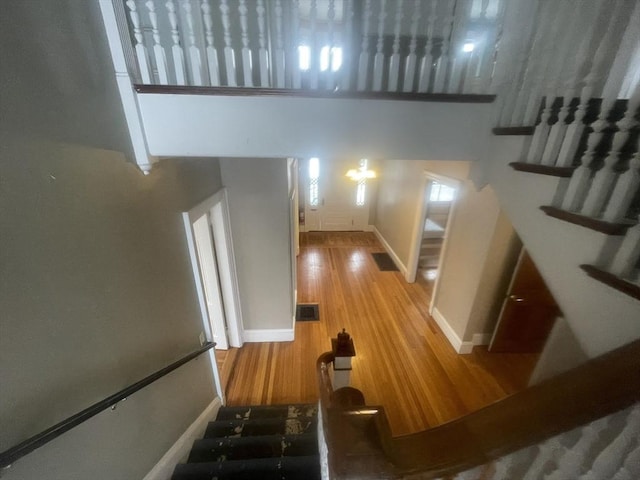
[331, 329, 356, 389]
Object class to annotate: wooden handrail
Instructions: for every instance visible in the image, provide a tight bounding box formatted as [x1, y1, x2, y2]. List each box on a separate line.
[0, 342, 216, 468]
[317, 338, 640, 479]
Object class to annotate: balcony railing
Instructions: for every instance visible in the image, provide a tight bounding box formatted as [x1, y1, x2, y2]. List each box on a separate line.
[118, 0, 510, 95]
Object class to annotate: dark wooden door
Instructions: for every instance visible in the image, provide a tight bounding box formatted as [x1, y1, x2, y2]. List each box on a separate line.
[489, 250, 560, 353]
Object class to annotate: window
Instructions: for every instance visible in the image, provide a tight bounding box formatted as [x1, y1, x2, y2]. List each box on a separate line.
[355, 159, 368, 206]
[298, 45, 343, 72]
[320, 46, 343, 72]
[309, 157, 319, 206]
[429, 182, 456, 202]
[298, 45, 311, 71]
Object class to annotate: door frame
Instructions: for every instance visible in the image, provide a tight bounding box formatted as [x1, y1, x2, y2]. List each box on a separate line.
[407, 171, 461, 288]
[183, 188, 244, 349]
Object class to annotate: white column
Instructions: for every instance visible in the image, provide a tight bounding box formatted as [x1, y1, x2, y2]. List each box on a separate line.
[273, 0, 285, 88]
[417, 0, 437, 93]
[219, 0, 236, 86]
[238, 0, 252, 87]
[432, 0, 456, 93]
[182, 0, 204, 86]
[610, 220, 640, 279]
[256, 0, 269, 87]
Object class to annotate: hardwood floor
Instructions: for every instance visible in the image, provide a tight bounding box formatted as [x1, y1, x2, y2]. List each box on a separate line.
[224, 232, 538, 436]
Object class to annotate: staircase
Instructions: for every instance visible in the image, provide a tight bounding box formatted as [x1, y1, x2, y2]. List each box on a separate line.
[171, 404, 320, 480]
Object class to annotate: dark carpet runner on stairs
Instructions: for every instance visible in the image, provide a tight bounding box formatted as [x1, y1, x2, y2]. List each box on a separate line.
[171, 404, 321, 480]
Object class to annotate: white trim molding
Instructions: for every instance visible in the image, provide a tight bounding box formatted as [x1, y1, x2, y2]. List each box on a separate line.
[472, 333, 493, 346]
[372, 226, 408, 277]
[142, 397, 222, 480]
[243, 329, 295, 342]
[431, 308, 474, 354]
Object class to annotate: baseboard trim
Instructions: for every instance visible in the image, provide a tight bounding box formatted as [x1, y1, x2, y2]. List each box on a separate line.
[372, 227, 408, 277]
[472, 333, 493, 346]
[243, 328, 295, 342]
[142, 397, 222, 480]
[432, 308, 473, 354]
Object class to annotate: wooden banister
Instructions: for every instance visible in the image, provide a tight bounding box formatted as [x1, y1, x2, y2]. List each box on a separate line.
[317, 338, 640, 479]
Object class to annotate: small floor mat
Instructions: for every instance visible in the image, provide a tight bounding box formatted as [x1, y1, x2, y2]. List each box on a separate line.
[296, 304, 319, 321]
[371, 252, 399, 271]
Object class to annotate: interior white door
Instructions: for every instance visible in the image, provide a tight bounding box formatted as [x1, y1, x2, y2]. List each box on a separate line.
[193, 215, 229, 350]
[303, 158, 371, 231]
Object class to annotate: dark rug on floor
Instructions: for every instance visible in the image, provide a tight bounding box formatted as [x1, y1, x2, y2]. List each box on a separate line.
[296, 304, 319, 321]
[371, 252, 399, 271]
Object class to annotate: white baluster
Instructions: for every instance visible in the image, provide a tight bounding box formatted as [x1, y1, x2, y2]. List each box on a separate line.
[387, 0, 403, 92]
[325, 0, 336, 90]
[200, 0, 220, 86]
[219, 0, 236, 86]
[475, 0, 507, 94]
[256, 0, 269, 87]
[612, 437, 640, 480]
[579, 407, 640, 480]
[357, 0, 373, 91]
[519, 1, 571, 126]
[462, 0, 491, 94]
[610, 219, 640, 279]
[582, 91, 640, 218]
[432, 0, 456, 93]
[603, 150, 640, 223]
[309, 0, 319, 90]
[126, 0, 152, 83]
[238, 0, 252, 87]
[446, 0, 472, 94]
[273, 0, 285, 88]
[540, 7, 598, 166]
[526, 96, 554, 164]
[507, 0, 553, 125]
[545, 416, 611, 480]
[340, 0, 355, 91]
[145, 0, 169, 84]
[561, 83, 625, 210]
[555, 1, 620, 168]
[402, 0, 421, 92]
[181, 0, 204, 86]
[417, 0, 437, 93]
[527, 1, 583, 163]
[166, 0, 187, 85]
[372, 0, 387, 92]
[496, 0, 542, 125]
[291, 0, 301, 89]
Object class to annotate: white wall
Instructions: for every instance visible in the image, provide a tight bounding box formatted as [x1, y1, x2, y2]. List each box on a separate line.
[220, 158, 294, 333]
[374, 160, 514, 347]
[136, 94, 493, 161]
[1, 1, 221, 477]
[486, 135, 640, 358]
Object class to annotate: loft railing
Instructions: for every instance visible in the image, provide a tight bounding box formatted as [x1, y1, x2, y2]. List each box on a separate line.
[317, 338, 640, 479]
[0, 342, 216, 469]
[117, 0, 510, 95]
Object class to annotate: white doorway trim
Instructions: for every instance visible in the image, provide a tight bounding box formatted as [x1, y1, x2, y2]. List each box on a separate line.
[406, 171, 461, 285]
[183, 188, 244, 348]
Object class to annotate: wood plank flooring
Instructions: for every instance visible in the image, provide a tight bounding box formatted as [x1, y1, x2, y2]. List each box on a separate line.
[224, 232, 538, 436]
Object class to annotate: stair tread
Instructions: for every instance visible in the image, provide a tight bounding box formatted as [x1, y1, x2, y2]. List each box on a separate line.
[172, 455, 321, 480]
[216, 404, 317, 421]
[188, 433, 318, 462]
[205, 417, 318, 438]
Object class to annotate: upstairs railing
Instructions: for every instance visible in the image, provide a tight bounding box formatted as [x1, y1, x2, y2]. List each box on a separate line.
[118, 0, 511, 95]
[317, 338, 640, 479]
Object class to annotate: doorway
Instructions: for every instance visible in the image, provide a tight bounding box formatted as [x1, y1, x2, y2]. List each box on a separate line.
[301, 157, 373, 231]
[407, 172, 459, 286]
[183, 188, 244, 400]
[489, 249, 560, 353]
